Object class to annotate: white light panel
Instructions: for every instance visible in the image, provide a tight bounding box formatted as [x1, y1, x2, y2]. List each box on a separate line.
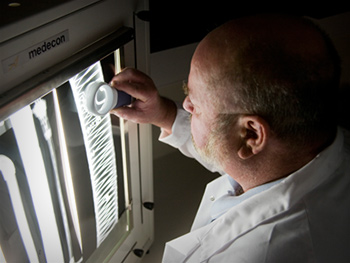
[69, 61, 119, 247]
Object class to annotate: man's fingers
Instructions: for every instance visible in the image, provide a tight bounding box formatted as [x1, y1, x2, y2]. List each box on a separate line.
[111, 82, 144, 101]
[109, 68, 176, 131]
[110, 105, 146, 123]
[110, 106, 132, 119]
[111, 68, 153, 87]
[110, 69, 157, 102]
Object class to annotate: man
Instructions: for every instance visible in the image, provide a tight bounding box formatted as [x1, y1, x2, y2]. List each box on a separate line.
[111, 14, 350, 262]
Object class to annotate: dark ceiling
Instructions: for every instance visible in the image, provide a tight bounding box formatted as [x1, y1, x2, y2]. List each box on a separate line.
[148, 0, 349, 53]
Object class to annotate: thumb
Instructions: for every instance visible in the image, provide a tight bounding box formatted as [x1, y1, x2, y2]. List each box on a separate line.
[110, 106, 144, 123]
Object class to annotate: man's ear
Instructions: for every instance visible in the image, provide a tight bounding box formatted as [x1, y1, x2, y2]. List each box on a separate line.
[237, 115, 270, 160]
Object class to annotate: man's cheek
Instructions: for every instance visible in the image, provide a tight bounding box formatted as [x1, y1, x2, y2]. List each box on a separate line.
[191, 119, 208, 150]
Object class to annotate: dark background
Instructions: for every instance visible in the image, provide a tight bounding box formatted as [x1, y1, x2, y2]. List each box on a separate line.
[148, 0, 348, 53]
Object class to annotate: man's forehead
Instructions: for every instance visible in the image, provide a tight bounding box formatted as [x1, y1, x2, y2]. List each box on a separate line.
[186, 71, 204, 99]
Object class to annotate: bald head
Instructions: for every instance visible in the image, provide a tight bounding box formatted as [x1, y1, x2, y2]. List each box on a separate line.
[193, 14, 334, 87]
[190, 14, 340, 148]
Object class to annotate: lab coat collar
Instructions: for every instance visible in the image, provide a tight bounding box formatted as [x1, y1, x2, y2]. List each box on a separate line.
[197, 128, 345, 261]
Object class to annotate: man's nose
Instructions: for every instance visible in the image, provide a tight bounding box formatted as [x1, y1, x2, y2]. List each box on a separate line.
[183, 96, 194, 114]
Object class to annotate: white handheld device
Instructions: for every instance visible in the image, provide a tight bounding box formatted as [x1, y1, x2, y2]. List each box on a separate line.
[84, 81, 132, 116]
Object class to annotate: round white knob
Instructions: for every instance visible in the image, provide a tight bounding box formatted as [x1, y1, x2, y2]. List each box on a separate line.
[84, 81, 132, 116]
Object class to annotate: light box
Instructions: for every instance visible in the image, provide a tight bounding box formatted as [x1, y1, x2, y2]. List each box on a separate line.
[0, 27, 154, 263]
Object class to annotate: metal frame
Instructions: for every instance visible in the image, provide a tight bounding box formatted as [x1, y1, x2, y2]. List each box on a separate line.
[0, 27, 134, 121]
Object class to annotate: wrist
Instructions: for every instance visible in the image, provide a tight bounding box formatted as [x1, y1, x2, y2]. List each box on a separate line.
[154, 97, 177, 134]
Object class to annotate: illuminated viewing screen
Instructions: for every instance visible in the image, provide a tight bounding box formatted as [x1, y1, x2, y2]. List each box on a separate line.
[0, 49, 132, 263]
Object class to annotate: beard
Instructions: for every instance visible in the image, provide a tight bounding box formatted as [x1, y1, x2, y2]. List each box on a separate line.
[189, 113, 239, 172]
[191, 129, 225, 171]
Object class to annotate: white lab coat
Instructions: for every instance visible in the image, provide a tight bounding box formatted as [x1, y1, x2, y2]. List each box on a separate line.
[159, 108, 350, 263]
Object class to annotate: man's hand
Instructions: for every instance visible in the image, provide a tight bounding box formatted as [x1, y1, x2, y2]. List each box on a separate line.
[110, 68, 177, 135]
